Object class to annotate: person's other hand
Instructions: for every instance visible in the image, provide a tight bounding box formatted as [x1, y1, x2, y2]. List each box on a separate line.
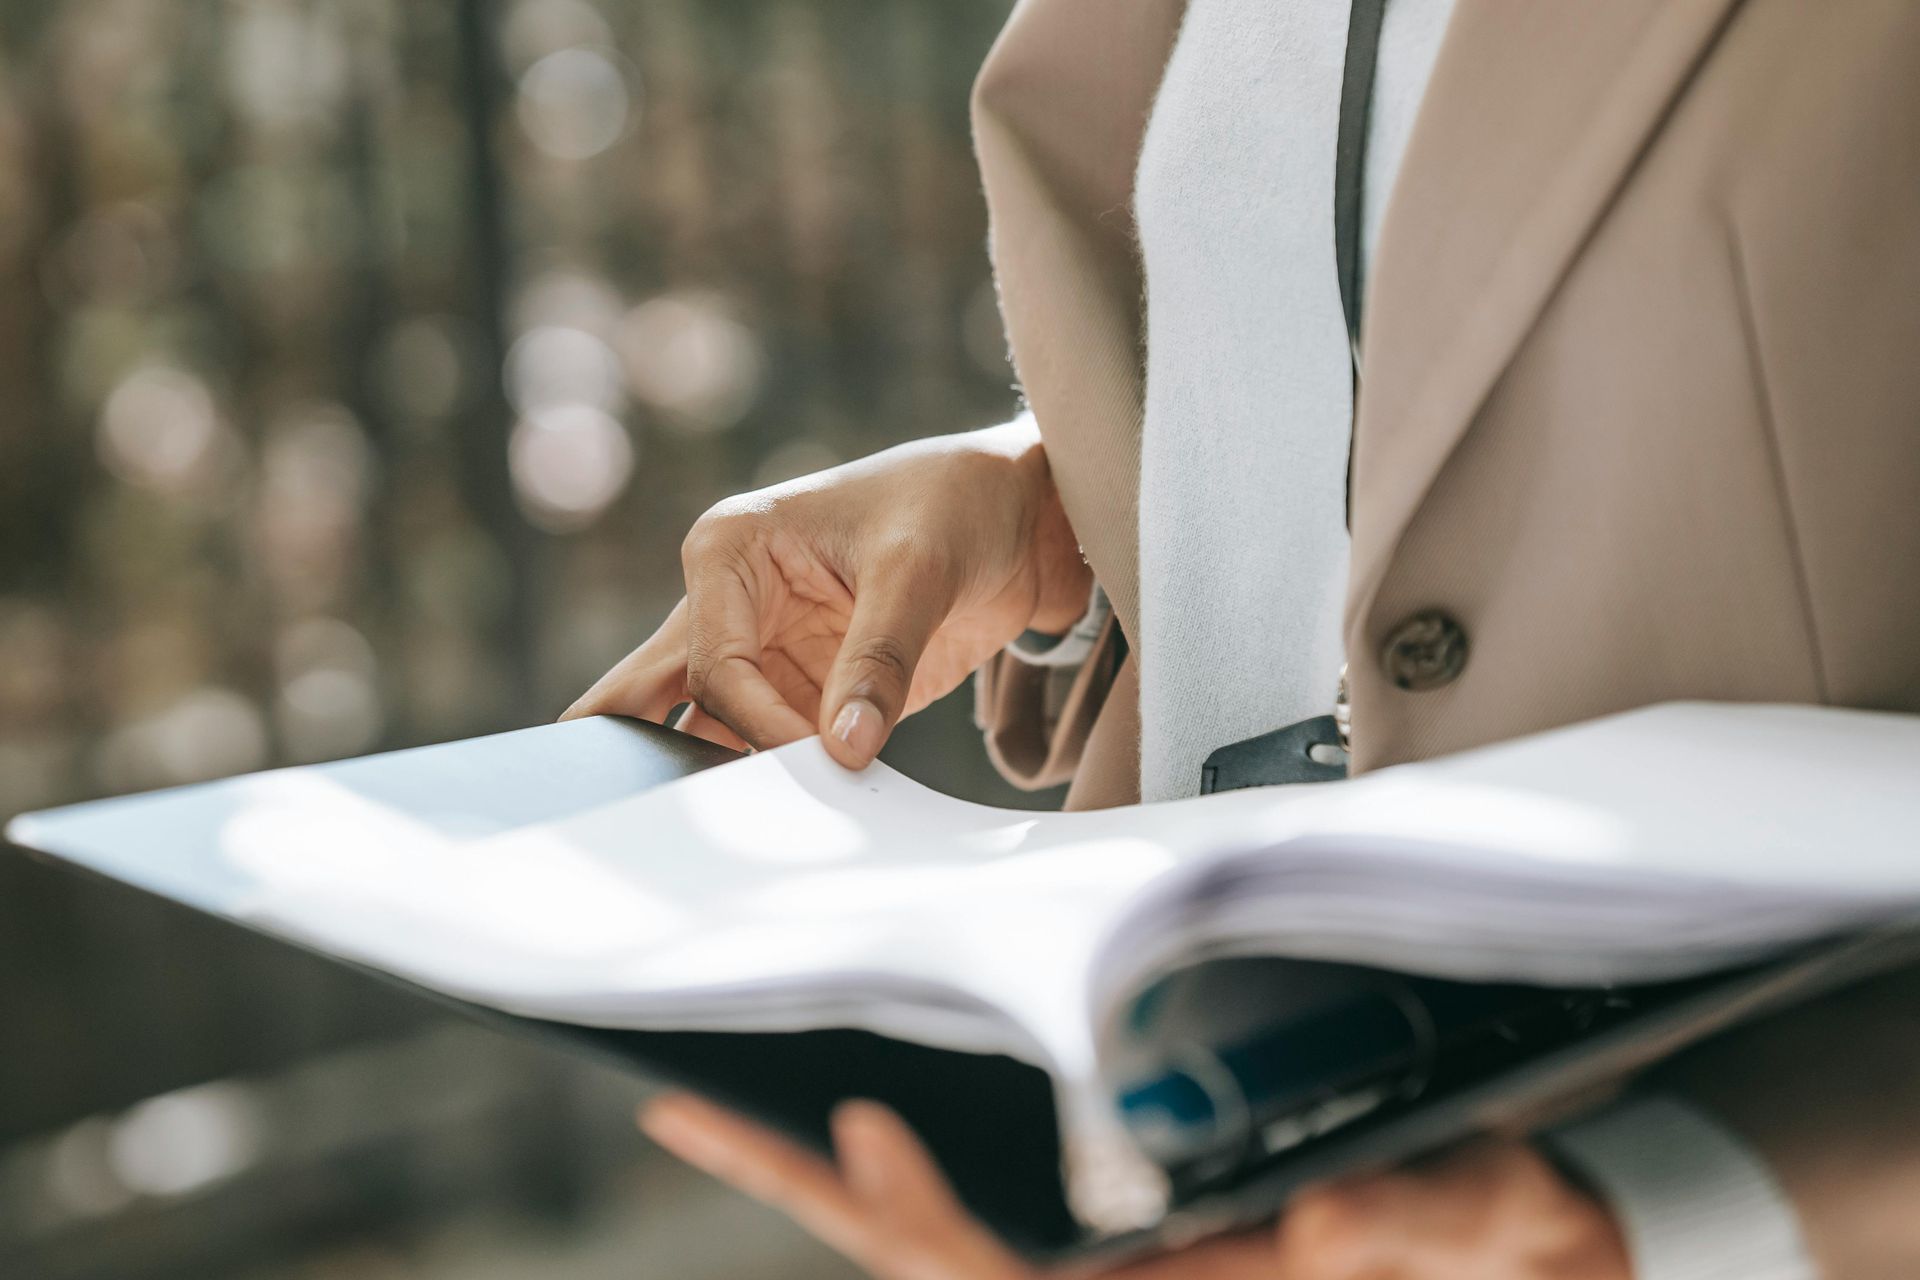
[639, 1094, 1632, 1280]
[564, 419, 1091, 767]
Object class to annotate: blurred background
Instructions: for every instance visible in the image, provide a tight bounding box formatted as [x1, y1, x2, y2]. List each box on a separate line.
[0, 0, 1041, 1275]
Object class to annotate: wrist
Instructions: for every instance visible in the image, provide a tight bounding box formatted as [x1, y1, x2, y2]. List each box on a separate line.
[981, 415, 1093, 634]
[1025, 472, 1093, 634]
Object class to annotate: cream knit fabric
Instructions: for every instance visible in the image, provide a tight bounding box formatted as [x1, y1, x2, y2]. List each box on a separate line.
[1133, 0, 1454, 803]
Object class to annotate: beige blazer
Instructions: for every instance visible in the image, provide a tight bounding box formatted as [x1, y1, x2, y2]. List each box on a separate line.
[969, 0, 1920, 815]
[968, 5, 1920, 1268]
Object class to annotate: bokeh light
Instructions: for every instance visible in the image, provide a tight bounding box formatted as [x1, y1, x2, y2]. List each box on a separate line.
[275, 617, 384, 763]
[43, 1118, 136, 1221]
[512, 268, 626, 337]
[505, 324, 625, 416]
[105, 1082, 265, 1199]
[515, 47, 634, 162]
[508, 403, 634, 531]
[95, 365, 233, 497]
[615, 293, 764, 434]
[223, 0, 350, 136]
[96, 687, 270, 791]
[257, 404, 375, 606]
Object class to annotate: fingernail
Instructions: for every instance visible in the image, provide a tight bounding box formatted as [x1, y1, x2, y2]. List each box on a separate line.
[833, 1101, 893, 1199]
[830, 698, 883, 762]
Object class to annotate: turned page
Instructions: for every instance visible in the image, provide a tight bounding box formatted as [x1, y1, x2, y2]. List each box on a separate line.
[1085, 702, 1920, 1031]
[8, 717, 1189, 1080]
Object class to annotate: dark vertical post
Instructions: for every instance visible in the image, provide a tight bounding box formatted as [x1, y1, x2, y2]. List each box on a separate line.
[337, 10, 403, 739]
[453, 0, 542, 721]
[452, 6, 580, 1218]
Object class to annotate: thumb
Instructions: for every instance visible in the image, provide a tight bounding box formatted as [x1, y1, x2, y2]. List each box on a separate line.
[820, 579, 945, 770]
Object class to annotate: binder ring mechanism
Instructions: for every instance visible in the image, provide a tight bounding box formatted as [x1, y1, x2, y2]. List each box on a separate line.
[1158, 973, 1442, 1183]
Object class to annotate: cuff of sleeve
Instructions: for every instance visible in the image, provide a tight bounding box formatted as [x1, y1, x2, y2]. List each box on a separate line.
[1544, 1095, 1816, 1280]
[1006, 582, 1109, 669]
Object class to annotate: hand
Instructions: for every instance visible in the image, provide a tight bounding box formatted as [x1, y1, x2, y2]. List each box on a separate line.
[564, 419, 1091, 767]
[639, 1094, 1633, 1280]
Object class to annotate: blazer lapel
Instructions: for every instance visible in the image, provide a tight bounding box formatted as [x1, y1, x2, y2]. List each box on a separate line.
[973, 0, 1188, 646]
[1346, 0, 1749, 636]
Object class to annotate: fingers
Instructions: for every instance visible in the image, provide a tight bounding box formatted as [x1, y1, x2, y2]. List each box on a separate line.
[675, 704, 751, 753]
[641, 1095, 1035, 1280]
[1271, 1179, 1402, 1279]
[831, 1101, 1032, 1280]
[566, 561, 816, 750]
[563, 602, 756, 755]
[562, 600, 691, 723]
[640, 1094, 878, 1264]
[571, 514, 953, 763]
[1269, 1140, 1631, 1280]
[818, 570, 949, 770]
[683, 562, 818, 750]
[1100, 1230, 1274, 1280]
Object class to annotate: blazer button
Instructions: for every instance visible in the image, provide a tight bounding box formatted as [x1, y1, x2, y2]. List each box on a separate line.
[1380, 610, 1468, 691]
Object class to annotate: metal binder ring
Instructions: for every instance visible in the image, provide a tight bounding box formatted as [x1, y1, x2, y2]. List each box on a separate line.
[1167, 1039, 1255, 1158]
[1384, 978, 1440, 1101]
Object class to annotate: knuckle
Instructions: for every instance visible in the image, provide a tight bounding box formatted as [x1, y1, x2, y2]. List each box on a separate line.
[1276, 1184, 1378, 1266]
[862, 529, 961, 608]
[680, 519, 728, 567]
[866, 526, 936, 578]
[683, 641, 719, 703]
[843, 635, 914, 698]
[683, 500, 757, 565]
[689, 652, 760, 725]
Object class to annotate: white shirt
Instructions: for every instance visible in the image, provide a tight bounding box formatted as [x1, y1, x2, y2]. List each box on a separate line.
[1133, 0, 1453, 805]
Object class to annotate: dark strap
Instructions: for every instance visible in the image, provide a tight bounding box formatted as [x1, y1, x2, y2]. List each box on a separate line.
[1335, 0, 1387, 361]
[1337, 0, 1385, 527]
[1200, 714, 1349, 794]
[1195, 7, 1386, 796]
